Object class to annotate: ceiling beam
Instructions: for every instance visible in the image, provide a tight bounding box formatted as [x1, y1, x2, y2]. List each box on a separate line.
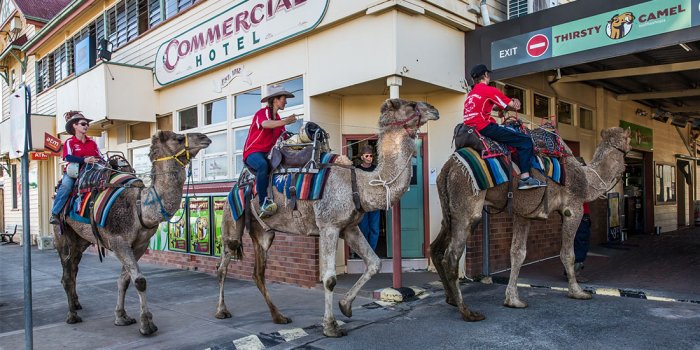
[557, 60, 700, 83]
[667, 106, 700, 113]
[617, 88, 700, 101]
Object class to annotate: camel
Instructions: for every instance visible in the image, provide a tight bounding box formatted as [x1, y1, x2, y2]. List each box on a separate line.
[53, 131, 211, 335]
[215, 99, 439, 337]
[430, 127, 631, 321]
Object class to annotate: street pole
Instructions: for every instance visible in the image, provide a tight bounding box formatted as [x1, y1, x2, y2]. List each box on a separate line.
[21, 83, 33, 349]
[388, 76, 402, 289]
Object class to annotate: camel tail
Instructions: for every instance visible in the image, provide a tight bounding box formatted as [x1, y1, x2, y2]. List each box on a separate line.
[431, 159, 453, 254]
[231, 217, 245, 260]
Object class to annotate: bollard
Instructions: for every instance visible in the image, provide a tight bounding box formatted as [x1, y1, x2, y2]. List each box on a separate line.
[654, 226, 661, 236]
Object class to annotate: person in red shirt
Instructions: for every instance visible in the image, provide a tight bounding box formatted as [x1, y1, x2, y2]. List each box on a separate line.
[50, 111, 104, 224]
[243, 84, 298, 218]
[464, 64, 546, 190]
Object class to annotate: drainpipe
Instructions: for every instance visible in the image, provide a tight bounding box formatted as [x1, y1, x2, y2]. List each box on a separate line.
[480, 0, 492, 26]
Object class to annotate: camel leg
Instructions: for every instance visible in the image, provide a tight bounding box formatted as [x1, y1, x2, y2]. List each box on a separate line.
[504, 215, 531, 308]
[215, 214, 243, 319]
[441, 217, 485, 322]
[215, 250, 233, 319]
[114, 266, 137, 326]
[561, 213, 591, 300]
[338, 225, 381, 318]
[54, 226, 90, 324]
[429, 218, 456, 306]
[250, 227, 291, 324]
[318, 225, 346, 337]
[111, 241, 157, 335]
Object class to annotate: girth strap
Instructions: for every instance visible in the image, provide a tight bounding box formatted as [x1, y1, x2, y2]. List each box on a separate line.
[350, 168, 362, 211]
[88, 190, 107, 262]
[507, 153, 514, 215]
[136, 188, 160, 229]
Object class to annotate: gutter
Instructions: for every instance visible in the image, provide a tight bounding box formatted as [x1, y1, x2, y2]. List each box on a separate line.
[22, 0, 93, 55]
[480, 0, 491, 26]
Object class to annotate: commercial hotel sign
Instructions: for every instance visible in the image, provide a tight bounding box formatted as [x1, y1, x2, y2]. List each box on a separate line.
[491, 0, 700, 69]
[155, 0, 329, 86]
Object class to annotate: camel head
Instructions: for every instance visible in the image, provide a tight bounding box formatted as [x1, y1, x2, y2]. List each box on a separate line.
[600, 127, 632, 155]
[378, 99, 439, 136]
[149, 131, 212, 165]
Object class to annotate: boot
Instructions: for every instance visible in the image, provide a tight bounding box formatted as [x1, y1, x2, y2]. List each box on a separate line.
[49, 214, 60, 225]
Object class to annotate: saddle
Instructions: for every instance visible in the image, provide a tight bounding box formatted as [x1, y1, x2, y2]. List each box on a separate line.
[75, 153, 136, 193]
[268, 122, 329, 174]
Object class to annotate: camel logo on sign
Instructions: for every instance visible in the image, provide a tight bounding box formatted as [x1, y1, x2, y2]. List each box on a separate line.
[606, 12, 635, 39]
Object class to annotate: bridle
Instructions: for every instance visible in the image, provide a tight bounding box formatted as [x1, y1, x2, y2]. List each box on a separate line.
[153, 135, 192, 167]
[384, 109, 423, 136]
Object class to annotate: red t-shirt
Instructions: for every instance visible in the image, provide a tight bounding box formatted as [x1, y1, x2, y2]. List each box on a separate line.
[243, 107, 285, 161]
[583, 202, 590, 215]
[463, 83, 511, 131]
[62, 135, 101, 160]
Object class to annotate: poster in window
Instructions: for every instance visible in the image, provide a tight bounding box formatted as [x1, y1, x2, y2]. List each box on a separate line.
[189, 197, 211, 255]
[213, 196, 227, 257]
[168, 198, 187, 252]
[655, 163, 676, 204]
[148, 222, 169, 251]
[607, 192, 621, 242]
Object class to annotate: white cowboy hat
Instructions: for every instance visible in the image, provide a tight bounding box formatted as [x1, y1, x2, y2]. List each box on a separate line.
[64, 111, 93, 135]
[260, 84, 294, 103]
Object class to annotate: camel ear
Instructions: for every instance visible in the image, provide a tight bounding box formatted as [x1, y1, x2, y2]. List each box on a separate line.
[158, 130, 170, 143]
[381, 99, 402, 114]
[600, 128, 609, 139]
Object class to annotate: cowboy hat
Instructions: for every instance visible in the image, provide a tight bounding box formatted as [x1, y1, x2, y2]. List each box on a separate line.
[64, 111, 93, 135]
[260, 84, 294, 103]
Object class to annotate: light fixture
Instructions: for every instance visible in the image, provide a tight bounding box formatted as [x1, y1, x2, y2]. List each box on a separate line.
[652, 109, 670, 123]
[671, 114, 689, 127]
[98, 39, 113, 61]
[635, 108, 648, 117]
[679, 43, 692, 52]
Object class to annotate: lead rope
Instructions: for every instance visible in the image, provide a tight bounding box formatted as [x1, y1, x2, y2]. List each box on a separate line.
[368, 148, 416, 210]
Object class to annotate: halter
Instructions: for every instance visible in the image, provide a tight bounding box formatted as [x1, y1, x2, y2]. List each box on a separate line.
[384, 110, 422, 136]
[153, 135, 191, 167]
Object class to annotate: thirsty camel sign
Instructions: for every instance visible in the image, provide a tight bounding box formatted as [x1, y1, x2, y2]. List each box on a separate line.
[154, 0, 329, 86]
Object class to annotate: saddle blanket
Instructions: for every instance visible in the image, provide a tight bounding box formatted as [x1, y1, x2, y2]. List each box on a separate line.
[453, 147, 565, 192]
[228, 153, 339, 221]
[69, 173, 142, 227]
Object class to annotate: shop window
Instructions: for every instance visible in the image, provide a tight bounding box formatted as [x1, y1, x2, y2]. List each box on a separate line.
[202, 132, 228, 181]
[205, 98, 227, 125]
[557, 101, 572, 125]
[179, 106, 198, 131]
[157, 114, 172, 131]
[232, 128, 248, 177]
[188, 197, 212, 255]
[655, 163, 676, 205]
[11, 164, 17, 209]
[131, 146, 151, 184]
[503, 85, 527, 115]
[579, 107, 594, 130]
[168, 198, 187, 252]
[130, 122, 151, 142]
[533, 94, 550, 119]
[234, 88, 261, 119]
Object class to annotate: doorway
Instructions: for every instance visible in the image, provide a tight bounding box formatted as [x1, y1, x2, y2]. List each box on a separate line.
[676, 159, 693, 228]
[622, 151, 647, 235]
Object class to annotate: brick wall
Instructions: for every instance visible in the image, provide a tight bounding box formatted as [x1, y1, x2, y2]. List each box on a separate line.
[137, 232, 320, 288]
[464, 211, 563, 277]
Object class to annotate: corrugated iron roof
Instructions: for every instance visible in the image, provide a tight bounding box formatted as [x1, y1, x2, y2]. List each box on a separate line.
[14, 0, 73, 22]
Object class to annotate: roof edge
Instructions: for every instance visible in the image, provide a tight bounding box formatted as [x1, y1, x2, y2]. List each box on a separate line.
[23, 0, 89, 54]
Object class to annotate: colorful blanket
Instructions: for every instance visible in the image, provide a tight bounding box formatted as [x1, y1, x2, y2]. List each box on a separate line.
[67, 173, 141, 226]
[228, 153, 339, 220]
[453, 147, 565, 192]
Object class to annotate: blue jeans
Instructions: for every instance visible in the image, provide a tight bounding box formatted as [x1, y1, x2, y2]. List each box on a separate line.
[52, 173, 75, 215]
[359, 210, 380, 251]
[574, 214, 591, 263]
[480, 123, 534, 175]
[245, 152, 270, 206]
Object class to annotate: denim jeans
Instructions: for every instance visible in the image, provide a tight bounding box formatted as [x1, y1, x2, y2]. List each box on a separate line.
[245, 152, 270, 206]
[52, 173, 75, 215]
[359, 210, 380, 251]
[480, 123, 535, 175]
[574, 214, 591, 263]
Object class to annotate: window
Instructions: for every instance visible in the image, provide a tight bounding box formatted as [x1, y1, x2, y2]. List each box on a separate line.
[503, 85, 527, 114]
[202, 132, 228, 180]
[234, 88, 261, 119]
[232, 128, 248, 178]
[557, 101, 572, 125]
[131, 146, 151, 185]
[533, 94, 550, 119]
[157, 114, 172, 131]
[0, 0, 15, 24]
[117, 125, 127, 144]
[11, 164, 17, 209]
[276, 77, 304, 108]
[148, 0, 162, 27]
[579, 107, 594, 130]
[130, 122, 151, 142]
[165, 0, 194, 19]
[655, 163, 676, 204]
[179, 106, 198, 131]
[205, 98, 227, 125]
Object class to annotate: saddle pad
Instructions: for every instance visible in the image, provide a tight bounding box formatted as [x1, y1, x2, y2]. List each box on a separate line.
[69, 196, 91, 224]
[530, 127, 569, 157]
[92, 174, 142, 227]
[273, 153, 339, 200]
[453, 148, 565, 192]
[228, 183, 256, 221]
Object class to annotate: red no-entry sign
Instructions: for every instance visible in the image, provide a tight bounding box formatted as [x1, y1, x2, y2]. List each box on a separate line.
[526, 34, 549, 57]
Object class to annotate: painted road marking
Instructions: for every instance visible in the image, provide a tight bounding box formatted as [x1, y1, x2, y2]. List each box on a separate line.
[277, 328, 308, 342]
[232, 335, 265, 350]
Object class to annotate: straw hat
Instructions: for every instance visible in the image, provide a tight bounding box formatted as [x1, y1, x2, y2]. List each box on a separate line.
[64, 111, 92, 135]
[260, 84, 294, 103]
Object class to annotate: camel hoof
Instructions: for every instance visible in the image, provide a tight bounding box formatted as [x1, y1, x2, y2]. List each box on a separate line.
[272, 314, 292, 324]
[461, 310, 486, 322]
[66, 313, 82, 324]
[139, 323, 158, 336]
[339, 300, 352, 318]
[215, 309, 232, 319]
[323, 323, 347, 338]
[73, 301, 83, 310]
[115, 315, 137, 326]
[445, 297, 458, 307]
[503, 298, 528, 309]
[568, 291, 592, 300]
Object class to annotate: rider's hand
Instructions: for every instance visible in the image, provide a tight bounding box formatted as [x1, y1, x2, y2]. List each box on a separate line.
[510, 98, 521, 111]
[284, 114, 298, 125]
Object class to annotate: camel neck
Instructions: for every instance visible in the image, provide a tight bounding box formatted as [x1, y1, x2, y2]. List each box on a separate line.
[585, 148, 625, 201]
[149, 160, 187, 220]
[362, 128, 416, 210]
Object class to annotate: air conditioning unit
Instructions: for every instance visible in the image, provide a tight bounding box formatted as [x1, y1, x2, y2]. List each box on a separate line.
[9, 17, 22, 34]
[508, 0, 560, 19]
[38, 236, 55, 250]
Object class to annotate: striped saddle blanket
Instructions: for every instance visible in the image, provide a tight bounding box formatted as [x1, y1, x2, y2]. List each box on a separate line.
[453, 147, 565, 192]
[69, 174, 142, 227]
[228, 153, 339, 220]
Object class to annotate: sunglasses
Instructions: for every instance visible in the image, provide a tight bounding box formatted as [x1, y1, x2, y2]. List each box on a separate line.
[363, 154, 373, 157]
[77, 122, 89, 127]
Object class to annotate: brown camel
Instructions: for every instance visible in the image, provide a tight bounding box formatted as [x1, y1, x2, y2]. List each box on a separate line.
[430, 127, 631, 321]
[53, 131, 211, 335]
[215, 99, 439, 337]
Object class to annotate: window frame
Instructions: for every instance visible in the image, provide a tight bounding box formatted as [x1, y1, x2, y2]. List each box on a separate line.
[579, 106, 595, 130]
[556, 100, 574, 125]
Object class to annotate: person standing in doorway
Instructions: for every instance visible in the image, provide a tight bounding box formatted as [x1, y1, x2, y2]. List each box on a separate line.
[50, 111, 103, 225]
[570, 202, 592, 283]
[242, 84, 297, 218]
[356, 144, 380, 251]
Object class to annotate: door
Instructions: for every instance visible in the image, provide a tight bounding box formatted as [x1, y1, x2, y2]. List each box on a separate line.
[387, 139, 424, 258]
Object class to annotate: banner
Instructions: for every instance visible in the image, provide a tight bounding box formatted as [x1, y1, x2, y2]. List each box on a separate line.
[607, 192, 622, 242]
[148, 222, 169, 251]
[620, 120, 653, 150]
[189, 197, 211, 255]
[168, 199, 188, 252]
[213, 196, 227, 257]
